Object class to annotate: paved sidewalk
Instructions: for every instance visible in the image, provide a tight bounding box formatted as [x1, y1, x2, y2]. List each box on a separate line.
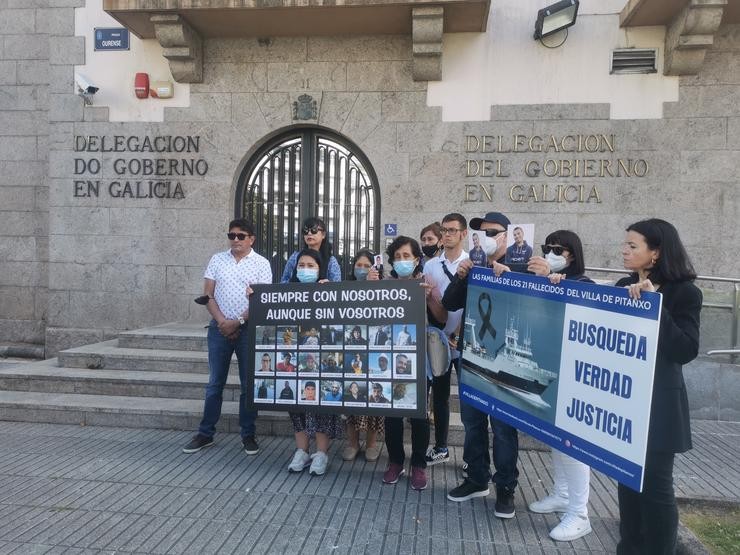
[0, 420, 737, 554]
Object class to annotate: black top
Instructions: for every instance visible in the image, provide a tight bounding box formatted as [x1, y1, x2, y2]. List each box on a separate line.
[616, 276, 702, 453]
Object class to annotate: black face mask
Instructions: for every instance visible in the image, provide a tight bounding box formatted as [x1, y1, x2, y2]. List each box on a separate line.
[422, 245, 439, 258]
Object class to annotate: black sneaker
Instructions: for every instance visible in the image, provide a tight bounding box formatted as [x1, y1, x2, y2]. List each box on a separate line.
[494, 486, 516, 518]
[242, 436, 259, 455]
[182, 434, 214, 454]
[447, 479, 490, 502]
[425, 446, 450, 466]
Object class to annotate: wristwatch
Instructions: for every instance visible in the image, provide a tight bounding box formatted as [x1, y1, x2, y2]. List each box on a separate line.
[238, 317, 245, 326]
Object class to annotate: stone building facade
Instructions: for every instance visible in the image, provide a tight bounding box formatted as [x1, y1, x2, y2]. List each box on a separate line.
[0, 0, 738, 359]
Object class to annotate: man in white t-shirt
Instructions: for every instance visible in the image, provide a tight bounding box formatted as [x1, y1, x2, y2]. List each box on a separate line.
[422, 212, 469, 466]
[183, 219, 272, 456]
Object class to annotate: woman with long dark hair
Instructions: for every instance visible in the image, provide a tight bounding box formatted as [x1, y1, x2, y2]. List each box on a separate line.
[615, 219, 701, 554]
[526, 230, 594, 541]
[280, 217, 340, 283]
[369, 236, 430, 490]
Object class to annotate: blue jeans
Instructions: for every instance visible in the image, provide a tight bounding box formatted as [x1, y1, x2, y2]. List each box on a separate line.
[460, 400, 519, 490]
[198, 320, 257, 439]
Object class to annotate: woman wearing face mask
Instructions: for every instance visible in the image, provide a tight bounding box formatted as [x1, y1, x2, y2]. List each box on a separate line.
[615, 219, 701, 555]
[527, 230, 592, 283]
[281, 217, 341, 283]
[349, 249, 374, 281]
[525, 230, 596, 542]
[286, 249, 343, 476]
[419, 222, 443, 266]
[369, 236, 431, 490]
[343, 247, 385, 462]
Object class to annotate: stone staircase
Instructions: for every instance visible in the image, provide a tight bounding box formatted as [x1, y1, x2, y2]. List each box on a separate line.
[1, 322, 530, 447]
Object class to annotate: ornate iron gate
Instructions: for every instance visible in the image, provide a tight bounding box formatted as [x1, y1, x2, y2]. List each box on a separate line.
[236, 127, 380, 280]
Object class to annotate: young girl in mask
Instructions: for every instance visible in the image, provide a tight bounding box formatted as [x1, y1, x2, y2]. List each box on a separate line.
[342, 248, 385, 461]
[525, 230, 595, 542]
[369, 236, 431, 490]
[349, 249, 375, 281]
[286, 249, 343, 476]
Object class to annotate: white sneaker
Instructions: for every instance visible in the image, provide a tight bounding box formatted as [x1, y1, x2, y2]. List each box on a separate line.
[528, 493, 570, 514]
[288, 449, 311, 473]
[549, 513, 592, 542]
[309, 451, 329, 476]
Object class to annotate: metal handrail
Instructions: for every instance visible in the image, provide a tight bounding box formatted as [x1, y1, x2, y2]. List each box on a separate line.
[585, 266, 740, 363]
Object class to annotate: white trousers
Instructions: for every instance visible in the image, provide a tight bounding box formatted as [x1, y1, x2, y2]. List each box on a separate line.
[550, 449, 591, 517]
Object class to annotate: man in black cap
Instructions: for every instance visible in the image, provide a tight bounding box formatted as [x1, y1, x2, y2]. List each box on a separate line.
[444, 211, 521, 520]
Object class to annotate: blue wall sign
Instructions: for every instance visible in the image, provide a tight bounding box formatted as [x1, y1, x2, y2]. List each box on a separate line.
[94, 28, 130, 51]
[384, 224, 398, 236]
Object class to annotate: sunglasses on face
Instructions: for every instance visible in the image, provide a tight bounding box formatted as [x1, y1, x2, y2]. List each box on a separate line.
[482, 229, 506, 238]
[541, 245, 566, 255]
[302, 226, 325, 235]
[227, 232, 251, 241]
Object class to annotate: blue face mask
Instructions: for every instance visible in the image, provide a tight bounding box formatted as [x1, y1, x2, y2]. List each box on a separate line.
[296, 268, 319, 283]
[354, 267, 369, 280]
[393, 260, 416, 277]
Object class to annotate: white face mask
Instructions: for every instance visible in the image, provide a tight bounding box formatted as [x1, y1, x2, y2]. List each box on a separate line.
[481, 237, 503, 256]
[545, 252, 568, 272]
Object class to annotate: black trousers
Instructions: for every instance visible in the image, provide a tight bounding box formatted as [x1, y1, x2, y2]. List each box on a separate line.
[428, 359, 456, 449]
[617, 450, 678, 555]
[384, 416, 430, 468]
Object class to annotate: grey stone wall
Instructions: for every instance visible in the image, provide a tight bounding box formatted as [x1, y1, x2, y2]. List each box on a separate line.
[0, 2, 73, 350]
[1, 6, 738, 362]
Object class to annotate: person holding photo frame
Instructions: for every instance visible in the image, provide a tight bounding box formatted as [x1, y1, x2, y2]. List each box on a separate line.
[369, 236, 431, 490]
[343, 248, 385, 463]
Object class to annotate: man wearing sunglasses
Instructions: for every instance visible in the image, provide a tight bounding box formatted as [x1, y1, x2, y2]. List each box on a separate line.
[444, 211, 521, 522]
[183, 219, 272, 456]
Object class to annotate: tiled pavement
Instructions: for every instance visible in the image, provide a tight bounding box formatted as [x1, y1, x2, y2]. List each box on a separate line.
[0, 420, 738, 554]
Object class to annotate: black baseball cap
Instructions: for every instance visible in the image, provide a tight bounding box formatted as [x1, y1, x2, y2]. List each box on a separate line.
[469, 211, 511, 230]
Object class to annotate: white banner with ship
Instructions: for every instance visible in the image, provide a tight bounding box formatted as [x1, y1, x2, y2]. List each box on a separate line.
[459, 267, 662, 492]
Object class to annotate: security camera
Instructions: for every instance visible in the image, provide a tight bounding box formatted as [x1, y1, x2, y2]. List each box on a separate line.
[75, 73, 99, 105]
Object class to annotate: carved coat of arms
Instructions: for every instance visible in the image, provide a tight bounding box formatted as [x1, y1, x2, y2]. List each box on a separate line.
[293, 94, 317, 120]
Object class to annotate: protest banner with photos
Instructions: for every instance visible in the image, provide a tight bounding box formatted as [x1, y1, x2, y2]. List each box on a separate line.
[246, 279, 427, 418]
[459, 267, 662, 492]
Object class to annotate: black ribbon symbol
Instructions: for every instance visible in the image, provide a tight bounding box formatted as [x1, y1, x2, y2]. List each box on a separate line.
[477, 292, 497, 342]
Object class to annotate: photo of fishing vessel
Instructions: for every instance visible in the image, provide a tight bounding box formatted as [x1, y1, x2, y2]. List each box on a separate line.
[462, 315, 558, 409]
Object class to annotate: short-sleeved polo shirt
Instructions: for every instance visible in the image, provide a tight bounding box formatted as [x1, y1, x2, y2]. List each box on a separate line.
[204, 249, 272, 319]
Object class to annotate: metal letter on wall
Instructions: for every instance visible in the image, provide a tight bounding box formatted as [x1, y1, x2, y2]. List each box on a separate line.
[237, 128, 380, 280]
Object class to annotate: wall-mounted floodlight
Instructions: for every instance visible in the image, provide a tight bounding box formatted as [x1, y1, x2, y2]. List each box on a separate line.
[534, 0, 579, 41]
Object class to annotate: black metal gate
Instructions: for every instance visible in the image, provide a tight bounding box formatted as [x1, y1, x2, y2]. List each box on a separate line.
[236, 127, 380, 281]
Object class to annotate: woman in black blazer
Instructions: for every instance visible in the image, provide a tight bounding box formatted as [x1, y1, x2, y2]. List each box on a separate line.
[615, 219, 702, 555]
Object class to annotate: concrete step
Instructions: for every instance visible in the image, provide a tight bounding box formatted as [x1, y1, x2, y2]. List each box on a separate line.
[59, 341, 219, 374]
[0, 359, 236, 401]
[0, 359, 466, 410]
[0, 389, 544, 449]
[118, 322, 208, 351]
